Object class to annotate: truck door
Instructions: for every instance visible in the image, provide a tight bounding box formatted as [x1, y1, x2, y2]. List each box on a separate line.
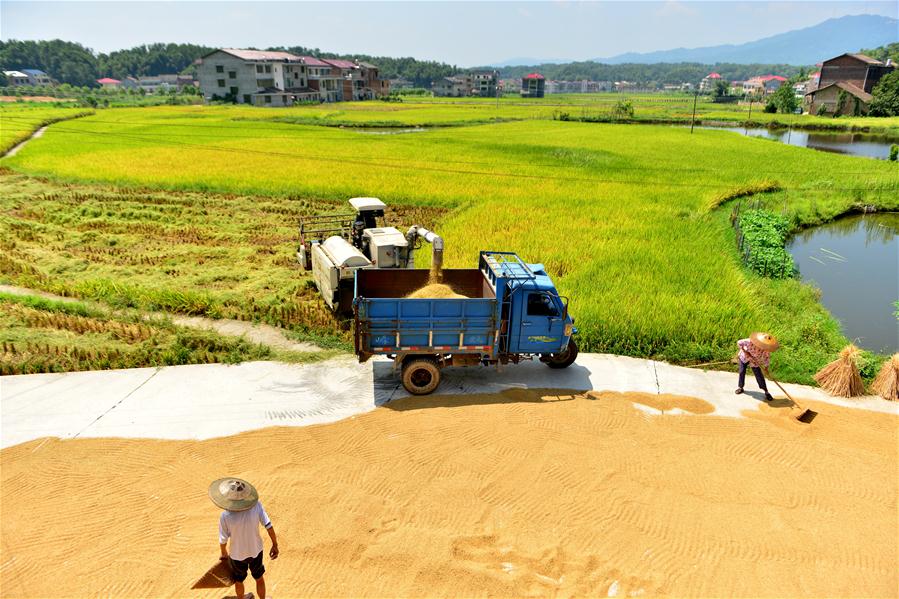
[517, 292, 566, 353]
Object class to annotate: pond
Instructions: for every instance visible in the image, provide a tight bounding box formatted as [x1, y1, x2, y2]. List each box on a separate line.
[788, 213, 899, 354]
[700, 126, 898, 159]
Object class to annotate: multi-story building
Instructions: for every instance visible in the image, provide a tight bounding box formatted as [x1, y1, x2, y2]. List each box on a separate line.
[742, 75, 786, 96]
[520, 73, 545, 98]
[357, 61, 390, 98]
[22, 69, 52, 86]
[699, 72, 722, 93]
[301, 56, 344, 102]
[196, 48, 319, 106]
[471, 71, 498, 97]
[3, 70, 30, 86]
[805, 53, 894, 116]
[432, 75, 472, 97]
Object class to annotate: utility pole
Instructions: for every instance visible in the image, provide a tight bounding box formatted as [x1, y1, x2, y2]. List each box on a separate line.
[690, 91, 698, 133]
[746, 98, 753, 134]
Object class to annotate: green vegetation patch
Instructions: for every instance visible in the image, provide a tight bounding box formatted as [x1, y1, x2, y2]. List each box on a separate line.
[737, 209, 794, 279]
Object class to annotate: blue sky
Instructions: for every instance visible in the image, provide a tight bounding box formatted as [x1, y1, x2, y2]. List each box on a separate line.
[1, 1, 896, 65]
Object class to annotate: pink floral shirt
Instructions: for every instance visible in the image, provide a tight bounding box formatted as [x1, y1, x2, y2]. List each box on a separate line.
[737, 338, 770, 368]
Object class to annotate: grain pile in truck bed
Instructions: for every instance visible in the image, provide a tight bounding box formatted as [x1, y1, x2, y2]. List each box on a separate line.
[406, 283, 468, 299]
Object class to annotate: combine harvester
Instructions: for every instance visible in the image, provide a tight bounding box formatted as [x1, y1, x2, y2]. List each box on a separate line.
[300, 198, 577, 395]
[298, 197, 443, 314]
[355, 251, 578, 395]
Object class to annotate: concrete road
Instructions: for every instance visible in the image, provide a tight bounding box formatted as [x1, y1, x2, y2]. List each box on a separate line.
[2, 354, 895, 448]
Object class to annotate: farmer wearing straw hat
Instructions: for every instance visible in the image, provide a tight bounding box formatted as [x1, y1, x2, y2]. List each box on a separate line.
[735, 332, 779, 402]
[210, 477, 279, 599]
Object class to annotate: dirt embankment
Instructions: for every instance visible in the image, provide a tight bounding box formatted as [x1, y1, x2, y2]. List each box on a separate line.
[1, 389, 896, 598]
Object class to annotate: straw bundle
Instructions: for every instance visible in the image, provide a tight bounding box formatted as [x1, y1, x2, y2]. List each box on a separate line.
[870, 354, 899, 401]
[814, 344, 866, 398]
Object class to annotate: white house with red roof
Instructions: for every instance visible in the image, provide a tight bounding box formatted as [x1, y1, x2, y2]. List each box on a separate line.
[521, 73, 545, 98]
[699, 72, 722, 93]
[742, 74, 786, 96]
[195, 48, 318, 106]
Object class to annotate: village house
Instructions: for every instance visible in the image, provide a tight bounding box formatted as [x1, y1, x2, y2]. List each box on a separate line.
[135, 74, 196, 94]
[97, 77, 123, 90]
[357, 61, 390, 98]
[3, 70, 30, 86]
[805, 53, 895, 116]
[22, 69, 52, 86]
[471, 71, 498, 97]
[699, 72, 722, 93]
[432, 75, 472, 97]
[389, 77, 414, 90]
[742, 75, 786, 96]
[196, 48, 318, 106]
[520, 73, 545, 98]
[301, 56, 344, 102]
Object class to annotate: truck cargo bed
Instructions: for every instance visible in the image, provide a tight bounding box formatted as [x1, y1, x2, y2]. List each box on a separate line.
[354, 269, 497, 359]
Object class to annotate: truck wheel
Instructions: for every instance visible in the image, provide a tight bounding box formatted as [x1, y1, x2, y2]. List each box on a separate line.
[402, 359, 441, 395]
[546, 338, 578, 369]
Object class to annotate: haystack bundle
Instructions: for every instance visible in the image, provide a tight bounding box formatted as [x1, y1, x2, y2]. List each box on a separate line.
[814, 344, 865, 398]
[870, 354, 899, 401]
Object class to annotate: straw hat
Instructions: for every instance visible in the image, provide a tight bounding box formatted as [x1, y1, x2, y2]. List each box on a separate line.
[750, 331, 780, 352]
[208, 477, 258, 512]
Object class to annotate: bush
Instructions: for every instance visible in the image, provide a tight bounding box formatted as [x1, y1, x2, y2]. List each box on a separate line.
[890, 144, 898, 162]
[611, 99, 634, 119]
[763, 101, 777, 113]
[816, 103, 828, 116]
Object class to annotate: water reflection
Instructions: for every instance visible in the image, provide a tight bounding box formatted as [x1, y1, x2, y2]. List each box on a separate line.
[788, 213, 899, 353]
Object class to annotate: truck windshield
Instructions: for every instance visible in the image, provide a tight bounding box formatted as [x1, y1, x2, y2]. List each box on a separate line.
[527, 293, 559, 317]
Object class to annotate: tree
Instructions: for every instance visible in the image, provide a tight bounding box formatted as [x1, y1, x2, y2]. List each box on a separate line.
[770, 83, 798, 114]
[868, 71, 899, 117]
[713, 79, 729, 98]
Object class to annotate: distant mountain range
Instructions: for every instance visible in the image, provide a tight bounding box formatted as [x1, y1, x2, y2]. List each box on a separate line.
[491, 14, 898, 67]
[596, 15, 897, 65]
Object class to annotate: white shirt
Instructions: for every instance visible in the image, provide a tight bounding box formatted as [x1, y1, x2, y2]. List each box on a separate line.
[218, 502, 272, 561]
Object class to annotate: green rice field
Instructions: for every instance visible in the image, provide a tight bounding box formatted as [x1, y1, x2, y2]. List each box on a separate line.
[2, 102, 897, 382]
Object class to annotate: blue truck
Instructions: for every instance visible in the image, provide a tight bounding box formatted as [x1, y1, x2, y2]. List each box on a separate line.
[354, 251, 578, 395]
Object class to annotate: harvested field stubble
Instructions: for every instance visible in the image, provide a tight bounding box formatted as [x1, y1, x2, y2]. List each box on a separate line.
[1, 389, 895, 598]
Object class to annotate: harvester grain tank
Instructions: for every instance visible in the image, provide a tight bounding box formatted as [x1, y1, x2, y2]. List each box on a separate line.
[354, 251, 578, 395]
[298, 197, 443, 313]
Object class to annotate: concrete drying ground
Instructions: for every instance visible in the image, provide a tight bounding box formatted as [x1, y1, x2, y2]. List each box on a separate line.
[2, 353, 894, 448]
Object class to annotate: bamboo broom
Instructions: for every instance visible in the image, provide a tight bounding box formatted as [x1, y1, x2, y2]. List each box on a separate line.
[871, 353, 899, 401]
[814, 344, 866, 398]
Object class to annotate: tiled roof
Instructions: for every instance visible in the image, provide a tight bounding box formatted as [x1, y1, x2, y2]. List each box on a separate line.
[216, 48, 303, 62]
[300, 56, 331, 67]
[813, 81, 874, 102]
[97, 77, 121, 84]
[706, 72, 722, 79]
[844, 53, 883, 65]
[523, 73, 545, 80]
[21, 69, 47, 76]
[323, 59, 358, 69]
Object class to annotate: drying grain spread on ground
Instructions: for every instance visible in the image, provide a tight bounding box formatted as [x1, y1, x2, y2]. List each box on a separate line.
[1, 389, 895, 598]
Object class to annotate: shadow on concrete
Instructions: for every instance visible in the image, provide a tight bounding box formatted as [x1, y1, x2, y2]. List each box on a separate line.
[384, 387, 581, 412]
[372, 360, 594, 409]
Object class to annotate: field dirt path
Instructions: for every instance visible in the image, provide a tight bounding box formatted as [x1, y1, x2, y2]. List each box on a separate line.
[3, 125, 48, 158]
[1, 389, 896, 598]
[0, 284, 319, 352]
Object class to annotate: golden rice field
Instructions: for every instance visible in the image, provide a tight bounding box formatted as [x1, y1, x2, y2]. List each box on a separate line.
[1, 102, 897, 382]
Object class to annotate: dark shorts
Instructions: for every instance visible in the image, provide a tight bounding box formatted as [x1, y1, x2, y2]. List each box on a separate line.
[230, 551, 265, 582]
